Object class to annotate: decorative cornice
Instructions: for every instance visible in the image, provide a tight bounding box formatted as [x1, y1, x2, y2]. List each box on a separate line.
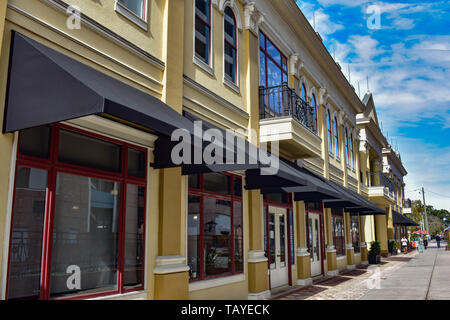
[244, 1, 264, 36]
[289, 54, 304, 77]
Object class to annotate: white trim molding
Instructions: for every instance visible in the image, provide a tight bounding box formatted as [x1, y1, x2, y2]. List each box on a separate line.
[296, 247, 310, 257]
[153, 255, 190, 275]
[248, 290, 271, 300]
[248, 250, 268, 263]
[326, 245, 336, 253]
[216, 0, 243, 30]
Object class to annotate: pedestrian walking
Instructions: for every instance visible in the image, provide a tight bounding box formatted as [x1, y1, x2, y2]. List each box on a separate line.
[423, 236, 428, 250]
[401, 236, 408, 254]
[436, 234, 441, 248]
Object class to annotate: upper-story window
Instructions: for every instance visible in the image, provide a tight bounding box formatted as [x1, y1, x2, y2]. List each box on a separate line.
[345, 128, 350, 167]
[301, 83, 307, 102]
[259, 32, 288, 88]
[224, 7, 237, 84]
[350, 133, 355, 169]
[117, 0, 147, 20]
[312, 93, 318, 132]
[195, 0, 212, 65]
[334, 117, 340, 158]
[327, 110, 333, 154]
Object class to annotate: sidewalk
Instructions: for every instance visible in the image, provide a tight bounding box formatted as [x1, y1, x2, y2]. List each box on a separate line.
[274, 250, 418, 300]
[361, 244, 450, 300]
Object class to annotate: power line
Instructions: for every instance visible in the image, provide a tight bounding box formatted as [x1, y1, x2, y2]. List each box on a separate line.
[427, 190, 450, 199]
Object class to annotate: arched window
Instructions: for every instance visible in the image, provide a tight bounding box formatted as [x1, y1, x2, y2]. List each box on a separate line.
[301, 83, 307, 102]
[345, 128, 350, 167]
[334, 117, 340, 158]
[312, 93, 318, 132]
[327, 110, 333, 154]
[350, 133, 355, 169]
[195, 0, 211, 65]
[224, 7, 237, 84]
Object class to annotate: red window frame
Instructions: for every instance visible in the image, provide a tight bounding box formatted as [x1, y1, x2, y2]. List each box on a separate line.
[188, 172, 243, 282]
[259, 31, 288, 89]
[6, 123, 148, 300]
[351, 214, 360, 253]
[334, 117, 340, 159]
[224, 6, 237, 84]
[350, 133, 355, 169]
[312, 93, 318, 133]
[195, 0, 212, 65]
[327, 110, 333, 154]
[331, 208, 346, 257]
[263, 193, 293, 287]
[345, 128, 350, 167]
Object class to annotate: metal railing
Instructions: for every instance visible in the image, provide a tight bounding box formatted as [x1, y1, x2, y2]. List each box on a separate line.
[259, 82, 317, 134]
[369, 171, 396, 196]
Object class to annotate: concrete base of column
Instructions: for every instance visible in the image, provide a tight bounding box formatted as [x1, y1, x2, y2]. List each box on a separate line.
[347, 264, 356, 270]
[154, 255, 190, 300]
[361, 261, 369, 265]
[327, 269, 339, 277]
[248, 290, 271, 300]
[248, 251, 269, 297]
[297, 278, 313, 286]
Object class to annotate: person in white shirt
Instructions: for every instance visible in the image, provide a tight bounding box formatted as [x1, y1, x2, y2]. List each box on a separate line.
[401, 236, 408, 254]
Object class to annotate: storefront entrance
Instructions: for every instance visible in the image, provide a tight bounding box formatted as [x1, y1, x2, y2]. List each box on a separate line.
[306, 202, 324, 277]
[263, 193, 293, 290]
[268, 206, 289, 288]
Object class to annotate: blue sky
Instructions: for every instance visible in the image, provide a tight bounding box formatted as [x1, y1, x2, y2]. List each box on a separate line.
[296, 0, 450, 210]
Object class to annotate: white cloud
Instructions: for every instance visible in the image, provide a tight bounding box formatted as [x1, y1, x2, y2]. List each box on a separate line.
[297, 2, 344, 40]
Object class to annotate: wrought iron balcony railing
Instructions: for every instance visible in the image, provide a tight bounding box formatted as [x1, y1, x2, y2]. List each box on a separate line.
[259, 82, 317, 134]
[369, 171, 396, 196]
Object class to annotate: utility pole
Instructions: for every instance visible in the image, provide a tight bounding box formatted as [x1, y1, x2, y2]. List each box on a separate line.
[422, 187, 429, 235]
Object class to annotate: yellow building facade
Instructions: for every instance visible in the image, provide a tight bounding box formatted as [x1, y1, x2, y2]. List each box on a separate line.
[0, 0, 409, 300]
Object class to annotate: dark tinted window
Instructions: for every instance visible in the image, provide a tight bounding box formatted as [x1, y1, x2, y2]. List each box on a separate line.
[58, 130, 121, 172]
[188, 174, 200, 189]
[127, 148, 146, 178]
[203, 173, 230, 194]
[19, 126, 51, 159]
[233, 176, 242, 197]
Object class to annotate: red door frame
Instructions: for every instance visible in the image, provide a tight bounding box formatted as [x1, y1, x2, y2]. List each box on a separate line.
[305, 202, 325, 276]
[264, 193, 293, 289]
[6, 123, 148, 300]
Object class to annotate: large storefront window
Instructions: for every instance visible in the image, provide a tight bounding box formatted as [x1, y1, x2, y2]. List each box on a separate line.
[332, 208, 345, 256]
[7, 124, 147, 300]
[187, 173, 243, 281]
[351, 215, 360, 253]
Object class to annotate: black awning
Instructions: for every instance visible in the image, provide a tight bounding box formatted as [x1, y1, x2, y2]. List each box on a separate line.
[245, 157, 310, 190]
[4, 31, 194, 138]
[259, 164, 341, 201]
[393, 211, 419, 226]
[152, 112, 268, 173]
[323, 180, 386, 215]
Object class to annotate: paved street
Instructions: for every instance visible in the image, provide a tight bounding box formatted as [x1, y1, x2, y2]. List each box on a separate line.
[361, 241, 450, 300]
[275, 241, 449, 300]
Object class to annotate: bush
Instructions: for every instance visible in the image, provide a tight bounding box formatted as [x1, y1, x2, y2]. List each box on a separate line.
[369, 241, 381, 257]
[388, 240, 397, 253]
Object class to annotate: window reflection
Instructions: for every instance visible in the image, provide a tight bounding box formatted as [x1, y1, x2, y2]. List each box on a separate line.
[204, 198, 231, 276]
[50, 173, 120, 298]
[7, 167, 47, 300]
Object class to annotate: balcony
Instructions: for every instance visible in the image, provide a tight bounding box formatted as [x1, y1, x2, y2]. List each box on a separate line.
[258, 83, 321, 159]
[367, 171, 396, 205]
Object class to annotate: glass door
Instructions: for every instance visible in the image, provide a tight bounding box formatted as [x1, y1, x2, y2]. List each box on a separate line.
[269, 207, 289, 288]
